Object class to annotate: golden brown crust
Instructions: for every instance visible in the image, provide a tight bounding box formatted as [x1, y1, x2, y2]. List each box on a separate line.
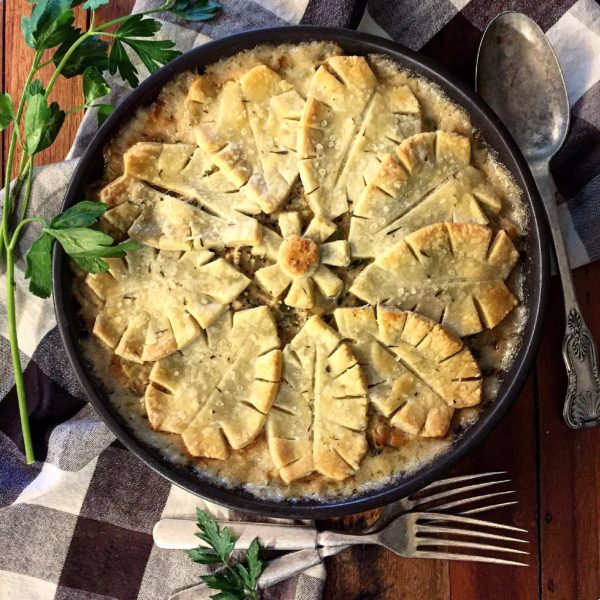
[335, 305, 482, 438]
[350, 223, 520, 336]
[87, 247, 250, 363]
[349, 132, 485, 257]
[278, 235, 320, 277]
[145, 307, 281, 458]
[254, 212, 349, 310]
[267, 316, 368, 482]
[298, 56, 422, 220]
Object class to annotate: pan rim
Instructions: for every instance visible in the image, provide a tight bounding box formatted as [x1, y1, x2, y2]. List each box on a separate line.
[53, 25, 550, 519]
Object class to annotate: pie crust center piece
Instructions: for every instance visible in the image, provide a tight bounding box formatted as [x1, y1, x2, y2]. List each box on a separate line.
[278, 235, 320, 277]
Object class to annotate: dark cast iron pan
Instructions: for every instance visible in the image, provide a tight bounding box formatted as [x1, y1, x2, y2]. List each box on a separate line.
[53, 26, 550, 519]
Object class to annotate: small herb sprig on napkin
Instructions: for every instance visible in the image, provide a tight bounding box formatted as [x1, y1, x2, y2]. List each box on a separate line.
[186, 509, 264, 600]
[0, 0, 221, 464]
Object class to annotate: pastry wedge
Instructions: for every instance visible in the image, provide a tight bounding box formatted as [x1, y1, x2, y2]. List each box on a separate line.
[86, 246, 250, 363]
[336, 306, 483, 437]
[298, 56, 422, 220]
[349, 163, 502, 257]
[193, 65, 305, 213]
[145, 307, 281, 459]
[350, 223, 520, 337]
[100, 174, 261, 250]
[267, 316, 368, 482]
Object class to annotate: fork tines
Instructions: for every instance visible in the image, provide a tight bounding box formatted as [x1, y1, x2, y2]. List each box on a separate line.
[411, 471, 518, 515]
[412, 511, 529, 567]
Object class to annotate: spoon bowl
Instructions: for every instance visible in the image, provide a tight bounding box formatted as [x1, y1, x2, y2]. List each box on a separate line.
[476, 12, 570, 164]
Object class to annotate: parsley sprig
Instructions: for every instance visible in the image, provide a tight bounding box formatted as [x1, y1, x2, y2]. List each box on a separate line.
[1, 0, 221, 464]
[24, 202, 141, 298]
[187, 509, 263, 600]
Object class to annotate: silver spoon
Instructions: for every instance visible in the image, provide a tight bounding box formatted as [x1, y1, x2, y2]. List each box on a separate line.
[476, 11, 600, 429]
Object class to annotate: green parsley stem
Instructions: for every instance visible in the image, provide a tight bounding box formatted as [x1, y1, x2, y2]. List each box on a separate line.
[1, 52, 43, 465]
[66, 104, 87, 115]
[5, 248, 34, 463]
[1, 51, 42, 248]
[18, 157, 34, 221]
[37, 58, 54, 70]
[93, 1, 173, 32]
[8, 216, 46, 252]
[44, 35, 92, 102]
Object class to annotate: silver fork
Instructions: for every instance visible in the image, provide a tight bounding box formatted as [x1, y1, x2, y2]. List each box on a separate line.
[254, 471, 523, 588]
[169, 472, 524, 598]
[316, 510, 527, 566]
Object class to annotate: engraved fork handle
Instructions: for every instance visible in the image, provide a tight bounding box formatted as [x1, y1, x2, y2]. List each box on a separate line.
[532, 163, 600, 428]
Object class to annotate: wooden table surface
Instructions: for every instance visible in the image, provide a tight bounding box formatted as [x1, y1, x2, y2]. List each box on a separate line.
[3, 2, 599, 599]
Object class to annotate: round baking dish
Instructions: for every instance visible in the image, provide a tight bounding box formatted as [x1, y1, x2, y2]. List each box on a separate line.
[53, 26, 550, 519]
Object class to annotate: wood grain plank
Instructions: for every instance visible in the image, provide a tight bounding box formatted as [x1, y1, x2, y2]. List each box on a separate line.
[95, 0, 136, 29]
[5, 0, 87, 173]
[323, 543, 450, 599]
[537, 266, 600, 600]
[447, 375, 541, 600]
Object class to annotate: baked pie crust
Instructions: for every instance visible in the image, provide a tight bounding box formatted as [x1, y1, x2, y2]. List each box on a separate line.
[77, 46, 526, 494]
[350, 222, 519, 337]
[335, 305, 482, 438]
[145, 306, 281, 459]
[86, 246, 250, 363]
[193, 65, 305, 213]
[266, 316, 368, 482]
[298, 56, 422, 221]
[100, 174, 261, 250]
[254, 212, 350, 309]
[349, 161, 502, 258]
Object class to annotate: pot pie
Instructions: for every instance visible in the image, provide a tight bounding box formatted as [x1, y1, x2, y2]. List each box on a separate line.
[74, 42, 529, 500]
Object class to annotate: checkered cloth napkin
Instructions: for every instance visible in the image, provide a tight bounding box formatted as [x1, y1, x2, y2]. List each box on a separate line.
[2, 1, 600, 598]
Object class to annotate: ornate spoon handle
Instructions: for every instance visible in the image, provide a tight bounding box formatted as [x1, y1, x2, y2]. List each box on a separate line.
[562, 307, 600, 428]
[532, 164, 600, 428]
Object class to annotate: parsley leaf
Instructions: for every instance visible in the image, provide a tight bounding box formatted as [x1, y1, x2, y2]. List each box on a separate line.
[25, 232, 54, 299]
[96, 103, 114, 125]
[187, 509, 263, 599]
[83, 67, 111, 105]
[26, 79, 46, 98]
[169, 0, 222, 22]
[25, 201, 141, 298]
[186, 547, 224, 565]
[24, 94, 65, 155]
[108, 38, 138, 88]
[21, 0, 76, 51]
[246, 539, 262, 589]
[108, 14, 180, 88]
[194, 508, 236, 561]
[50, 200, 106, 228]
[52, 29, 108, 77]
[0, 92, 14, 131]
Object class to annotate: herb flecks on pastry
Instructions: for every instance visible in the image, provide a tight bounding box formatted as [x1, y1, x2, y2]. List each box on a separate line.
[86, 247, 250, 363]
[267, 316, 368, 482]
[99, 174, 262, 250]
[254, 212, 350, 309]
[145, 307, 281, 459]
[348, 131, 477, 257]
[350, 223, 519, 337]
[193, 65, 304, 213]
[298, 56, 422, 220]
[123, 142, 263, 215]
[336, 305, 482, 438]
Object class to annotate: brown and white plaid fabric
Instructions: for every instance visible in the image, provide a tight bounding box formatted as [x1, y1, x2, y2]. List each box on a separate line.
[2, 1, 600, 598]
